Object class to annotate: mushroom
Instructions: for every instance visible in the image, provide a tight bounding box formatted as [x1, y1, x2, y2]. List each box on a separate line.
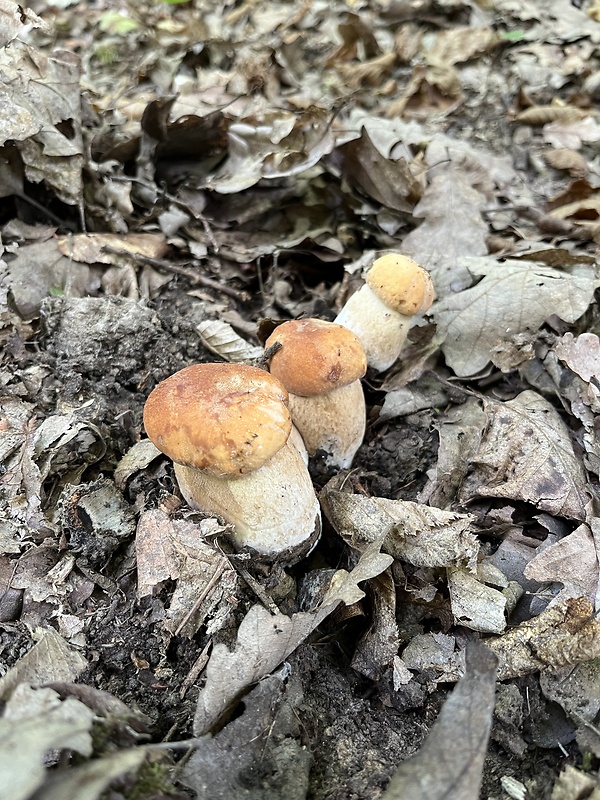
[335, 253, 435, 372]
[265, 318, 367, 469]
[143, 362, 321, 560]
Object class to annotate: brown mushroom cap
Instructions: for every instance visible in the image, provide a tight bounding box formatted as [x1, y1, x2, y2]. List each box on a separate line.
[266, 318, 367, 397]
[143, 363, 292, 477]
[366, 254, 435, 316]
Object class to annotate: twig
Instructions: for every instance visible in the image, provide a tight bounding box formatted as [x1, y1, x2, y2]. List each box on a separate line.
[174, 555, 229, 637]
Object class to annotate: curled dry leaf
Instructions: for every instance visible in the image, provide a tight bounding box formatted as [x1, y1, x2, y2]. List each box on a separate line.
[524, 525, 600, 610]
[321, 488, 479, 570]
[196, 319, 263, 362]
[490, 597, 600, 681]
[543, 148, 589, 177]
[447, 567, 508, 635]
[515, 106, 589, 125]
[461, 391, 588, 521]
[193, 539, 393, 735]
[382, 643, 497, 800]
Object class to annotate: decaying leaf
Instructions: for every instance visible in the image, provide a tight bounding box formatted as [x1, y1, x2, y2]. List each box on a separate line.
[32, 748, 147, 800]
[352, 570, 399, 680]
[489, 597, 600, 680]
[56, 232, 169, 265]
[182, 675, 311, 800]
[382, 643, 497, 800]
[321, 489, 479, 570]
[432, 258, 598, 376]
[0, 684, 94, 800]
[193, 540, 393, 735]
[0, 626, 88, 702]
[447, 566, 509, 635]
[461, 391, 588, 520]
[524, 525, 600, 609]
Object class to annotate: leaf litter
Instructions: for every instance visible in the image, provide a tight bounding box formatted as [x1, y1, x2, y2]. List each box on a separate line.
[0, 0, 600, 798]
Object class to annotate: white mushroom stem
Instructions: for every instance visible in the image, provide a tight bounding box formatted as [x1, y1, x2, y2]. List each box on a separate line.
[335, 284, 412, 372]
[287, 380, 366, 469]
[174, 439, 321, 558]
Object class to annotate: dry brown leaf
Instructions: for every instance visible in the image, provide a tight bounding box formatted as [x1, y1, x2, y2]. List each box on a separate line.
[524, 525, 600, 609]
[0, 0, 47, 46]
[461, 391, 588, 520]
[0, 627, 88, 702]
[351, 570, 399, 680]
[56, 233, 168, 265]
[543, 117, 600, 149]
[489, 597, 600, 680]
[333, 127, 420, 213]
[427, 26, 498, 66]
[321, 489, 479, 569]
[136, 509, 180, 597]
[543, 148, 589, 177]
[516, 106, 589, 125]
[432, 258, 598, 376]
[196, 319, 263, 362]
[447, 567, 508, 634]
[401, 172, 488, 298]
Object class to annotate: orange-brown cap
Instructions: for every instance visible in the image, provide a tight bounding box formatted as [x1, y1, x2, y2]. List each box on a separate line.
[366, 254, 435, 315]
[143, 363, 292, 477]
[266, 319, 367, 397]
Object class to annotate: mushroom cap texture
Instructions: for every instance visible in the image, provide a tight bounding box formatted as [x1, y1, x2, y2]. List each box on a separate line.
[366, 254, 435, 315]
[266, 318, 367, 397]
[143, 363, 292, 477]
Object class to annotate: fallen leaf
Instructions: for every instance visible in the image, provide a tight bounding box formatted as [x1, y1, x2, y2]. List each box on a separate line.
[524, 525, 600, 609]
[0, 627, 87, 702]
[382, 643, 497, 800]
[0, 684, 94, 800]
[461, 391, 588, 521]
[447, 566, 508, 634]
[182, 675, 311, 800]
[432, 258, 598, 376]
[196, 319, 263, 362]
[321, 489, 479, 570]
[33, 748, 147, 800]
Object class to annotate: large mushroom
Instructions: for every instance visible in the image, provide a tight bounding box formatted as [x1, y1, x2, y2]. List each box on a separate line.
[143, 362, 321, 560]
[335, 253, 435, 372]
[265, 318, 367, 469]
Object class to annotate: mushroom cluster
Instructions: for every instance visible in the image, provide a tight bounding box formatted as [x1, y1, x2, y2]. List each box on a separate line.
[335, 253, 435, 372]
[143, 362, 321, 561]
[265, 318, 367, 469]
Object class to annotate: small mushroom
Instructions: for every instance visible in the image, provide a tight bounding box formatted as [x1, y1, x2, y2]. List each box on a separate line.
[143, 363, 321, 560]
[335, 253, 435, 372]
[265, 319, 367, 469]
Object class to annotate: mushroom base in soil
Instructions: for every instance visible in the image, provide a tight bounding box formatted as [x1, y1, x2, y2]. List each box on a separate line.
[287, 381, 366, 469]
[174, 439, 321, 559]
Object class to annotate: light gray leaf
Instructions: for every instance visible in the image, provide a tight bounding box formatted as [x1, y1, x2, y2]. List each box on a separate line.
[382, 643, 497, 800]
[432, 258, 598, 376]
[321, 490, 479, 570]
[461, 390, 588, 520]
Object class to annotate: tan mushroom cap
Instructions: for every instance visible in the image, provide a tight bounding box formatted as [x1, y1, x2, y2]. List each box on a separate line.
[143, 363, 292, 477]
[366, 254, 435, 316]
[266, 318, 367, 397]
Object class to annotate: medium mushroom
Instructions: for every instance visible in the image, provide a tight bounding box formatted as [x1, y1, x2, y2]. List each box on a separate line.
[335, 253, 435, 372]
[265, 318, 367, 469]
[143, 362, 321, 560]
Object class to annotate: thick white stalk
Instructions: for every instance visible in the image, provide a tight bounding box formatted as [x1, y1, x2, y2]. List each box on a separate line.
[335, 284, 411, 372]
[288, 380, 366, 469]
[174, 439, 321, 559]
